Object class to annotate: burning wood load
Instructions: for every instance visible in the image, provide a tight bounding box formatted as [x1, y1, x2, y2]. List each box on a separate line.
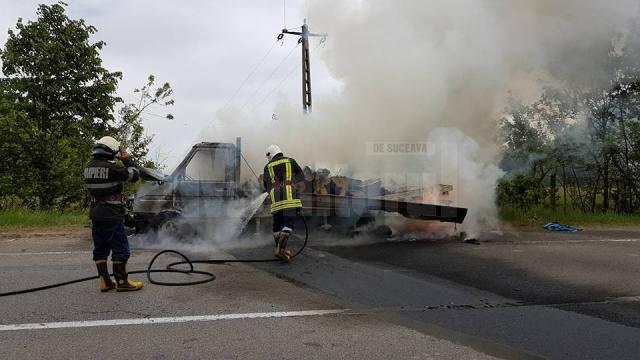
[295, 166, 454, 207]
[297, 166, 382, 198]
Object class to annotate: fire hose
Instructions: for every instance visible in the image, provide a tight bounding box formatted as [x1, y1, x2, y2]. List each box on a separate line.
[0, 216, 308, 297]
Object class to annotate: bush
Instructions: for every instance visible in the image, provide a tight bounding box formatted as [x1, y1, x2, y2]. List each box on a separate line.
[497, 173, 546, 209]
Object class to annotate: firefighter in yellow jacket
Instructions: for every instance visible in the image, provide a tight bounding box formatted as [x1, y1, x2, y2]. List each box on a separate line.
[263, 145, 303, 262]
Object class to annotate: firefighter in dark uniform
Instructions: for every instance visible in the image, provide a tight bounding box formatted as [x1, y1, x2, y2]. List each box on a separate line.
[263, 144, 303, 262]
[84, 136, 143, 292]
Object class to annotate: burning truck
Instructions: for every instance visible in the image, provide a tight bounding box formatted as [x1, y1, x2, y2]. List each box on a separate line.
[128, 138, 468, 239]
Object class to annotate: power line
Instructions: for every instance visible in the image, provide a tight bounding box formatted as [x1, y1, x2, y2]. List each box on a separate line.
[241, 151, 260, 181]
[218, 38, 281, 113]
[251, 41, 324, 114]
[240, 41, 300, 111]
[251, 60, 299, 113]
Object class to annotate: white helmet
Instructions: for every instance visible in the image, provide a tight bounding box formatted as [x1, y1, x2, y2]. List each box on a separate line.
[94, 136, 120, 154]
[266, 144, 282, 159]
[91, 136, 120, 158]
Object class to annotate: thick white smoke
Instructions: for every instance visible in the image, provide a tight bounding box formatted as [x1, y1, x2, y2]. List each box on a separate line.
[202, 0, 639, 236]
[132, 193, 271, 252]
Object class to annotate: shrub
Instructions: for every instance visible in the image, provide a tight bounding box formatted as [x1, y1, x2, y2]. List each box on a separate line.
[497, 173, 546, 210]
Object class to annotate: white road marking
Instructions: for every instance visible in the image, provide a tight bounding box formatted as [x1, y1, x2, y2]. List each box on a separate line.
[512, 238, 640, 244]
[0, 309, 348, 332]
[565, 238, 640, 243]
[0, 251, 92, 256]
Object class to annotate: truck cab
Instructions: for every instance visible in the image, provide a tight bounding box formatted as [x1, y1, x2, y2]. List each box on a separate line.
[128, 140, 243, 233]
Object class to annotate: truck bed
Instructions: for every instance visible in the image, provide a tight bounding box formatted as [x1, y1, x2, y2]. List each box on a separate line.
[296, 194, 467, 224]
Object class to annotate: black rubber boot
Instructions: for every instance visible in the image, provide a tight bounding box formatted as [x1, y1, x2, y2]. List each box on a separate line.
[95, 260, 116, 292]
[112, 261, 143, 292]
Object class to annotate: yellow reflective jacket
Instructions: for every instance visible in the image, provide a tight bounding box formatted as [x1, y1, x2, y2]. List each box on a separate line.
[263, 154, 303, 213]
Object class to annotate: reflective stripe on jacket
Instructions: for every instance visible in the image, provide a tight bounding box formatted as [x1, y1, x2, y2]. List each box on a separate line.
[263, 155, 303, 213]
[84, 156, 140, 220]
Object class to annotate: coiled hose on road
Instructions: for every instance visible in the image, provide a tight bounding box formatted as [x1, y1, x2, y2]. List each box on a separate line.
[0, 216, 308, 296]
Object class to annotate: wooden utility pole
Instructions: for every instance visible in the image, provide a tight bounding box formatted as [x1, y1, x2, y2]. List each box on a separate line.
[282, 19, 326, 113]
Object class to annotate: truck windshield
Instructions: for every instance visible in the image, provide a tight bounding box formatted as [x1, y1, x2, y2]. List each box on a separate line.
[184, 148, 229, 181]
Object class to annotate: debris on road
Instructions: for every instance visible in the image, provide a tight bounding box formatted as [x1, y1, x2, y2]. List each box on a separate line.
[542, 222, 579, 233]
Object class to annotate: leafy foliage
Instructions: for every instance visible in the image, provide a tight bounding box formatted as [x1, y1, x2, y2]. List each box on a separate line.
[0, 2, 121, 208]
[0, 3, 172, 209]
[500, 15, 640, 214]
[496, 174, 546, 210]
[115, 74, 174, 165]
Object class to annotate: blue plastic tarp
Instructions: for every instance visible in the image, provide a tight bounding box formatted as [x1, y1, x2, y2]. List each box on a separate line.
[542, 222, 578, 233]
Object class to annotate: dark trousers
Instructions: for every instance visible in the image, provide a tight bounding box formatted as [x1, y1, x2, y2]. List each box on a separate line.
[91, 220, 130, 261]
[272, 208, 297, 233]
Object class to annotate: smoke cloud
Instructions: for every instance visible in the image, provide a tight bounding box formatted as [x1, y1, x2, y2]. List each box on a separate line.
[132, 193, 271, 252]
[202, 0, 639, 236]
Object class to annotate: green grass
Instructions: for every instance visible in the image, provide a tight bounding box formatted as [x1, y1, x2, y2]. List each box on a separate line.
[3, 205, 640, 228]
[0, 209, 88, 229]
[500, 205, 640, 225]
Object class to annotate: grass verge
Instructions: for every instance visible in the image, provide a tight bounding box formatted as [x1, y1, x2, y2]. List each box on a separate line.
[0, 209, 88, 229]
[500, 206, 640, 225]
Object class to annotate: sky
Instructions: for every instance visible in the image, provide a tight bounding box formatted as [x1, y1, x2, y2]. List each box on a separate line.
[0, 0, 339, 169]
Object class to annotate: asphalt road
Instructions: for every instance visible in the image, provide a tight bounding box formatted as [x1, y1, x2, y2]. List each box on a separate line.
[0, 228, 500, 360]
[254, 225, 640, 360]
[2, 225, 640, 359]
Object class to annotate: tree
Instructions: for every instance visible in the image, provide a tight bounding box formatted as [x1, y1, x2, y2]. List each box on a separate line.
[114, 75, 174, 166]
[500, 97, 544, 161]
[0, 2, 122, 208]
[0, 91, 28, 200]
[499, 13, 640, 215]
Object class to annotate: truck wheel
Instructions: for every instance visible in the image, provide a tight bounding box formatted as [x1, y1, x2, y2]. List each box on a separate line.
[155, 212, 196, 242]
[155, 211, 181, 239]
[158, 218, 180, 239]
